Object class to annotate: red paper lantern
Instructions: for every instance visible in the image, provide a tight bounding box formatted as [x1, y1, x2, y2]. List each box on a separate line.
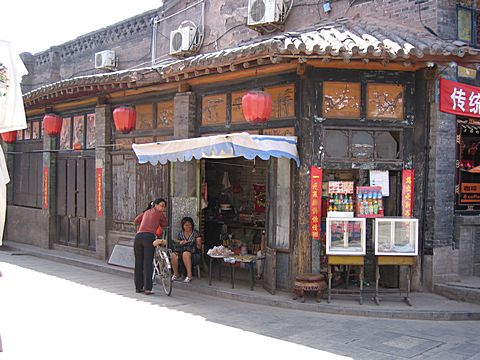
[43, 114, 63, 136]
[1, 131, 17, 143]
[113, 106, 136, 134]
[242, 90, 272, 124]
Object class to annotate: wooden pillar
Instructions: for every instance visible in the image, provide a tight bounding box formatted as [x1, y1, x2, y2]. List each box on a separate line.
[295, 70, 316, 274]
[94, 104, 112, 259]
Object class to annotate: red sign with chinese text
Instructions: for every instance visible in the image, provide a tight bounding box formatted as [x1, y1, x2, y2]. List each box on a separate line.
[43, 167, 48, 209]
[96, 168, 103, 216]
[310, 166, 323, 240]
[402, 169, 414, 217]
[440, 78, 480, 118]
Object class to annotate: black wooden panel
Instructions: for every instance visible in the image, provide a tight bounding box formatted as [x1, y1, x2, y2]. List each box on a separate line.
[66, 159, 76, 216]
[136, 162, 169, 215]
[34, 153, 43, 208]
[89, 220, 96, 250]
[85, 158, 96, 220]
[56, 159, 67, 216]
[79, 218, 89, 247]
[77, 159, 86, 218]
[112, 154, 137, 224]
[58, 216, 68, 244]
[68, 217, 78, 246]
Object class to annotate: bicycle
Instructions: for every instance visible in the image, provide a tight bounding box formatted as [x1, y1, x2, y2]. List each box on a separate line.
[152, 244, 173, 296]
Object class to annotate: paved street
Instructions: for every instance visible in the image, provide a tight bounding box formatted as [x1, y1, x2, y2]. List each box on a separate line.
[1, 252, 480, 360]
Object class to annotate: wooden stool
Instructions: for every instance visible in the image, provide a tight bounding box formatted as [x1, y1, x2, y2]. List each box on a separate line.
[292, 273, 326, 303]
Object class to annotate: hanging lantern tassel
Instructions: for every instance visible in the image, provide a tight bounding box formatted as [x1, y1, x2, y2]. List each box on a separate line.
[1, 131, 17, 144]
[242, 90, 272, 124]
[113, 106, 136, 134]
[43, 114, 63, 136]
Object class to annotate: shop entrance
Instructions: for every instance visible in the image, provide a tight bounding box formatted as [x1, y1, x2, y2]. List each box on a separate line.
[202, 157, 293, 292]
[56, 153, 96, 250]
[202, 157, 267, 254]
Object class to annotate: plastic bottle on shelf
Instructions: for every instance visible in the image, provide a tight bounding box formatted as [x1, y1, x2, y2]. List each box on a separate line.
[377, 191, 384, 215]
[372, 189, 379, 214]
[357, 192, 363, 214]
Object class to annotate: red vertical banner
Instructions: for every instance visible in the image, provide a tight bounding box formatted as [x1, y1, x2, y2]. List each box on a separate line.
[96, 168, 103, 217]
[43, 166, 48, 209]
[310, 166, 323, 239]
[402, 169, 414, 217]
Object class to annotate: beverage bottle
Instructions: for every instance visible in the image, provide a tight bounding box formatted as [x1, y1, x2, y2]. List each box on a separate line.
[378, 191, 384, 215]
[338, 193, 344, 211]
[357, 192, 363, 214]
[372, 190, 378, 214]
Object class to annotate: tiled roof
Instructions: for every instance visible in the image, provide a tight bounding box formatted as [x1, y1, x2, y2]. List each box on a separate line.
[162, 18, 479, 78]
[24, 18, 479, 107]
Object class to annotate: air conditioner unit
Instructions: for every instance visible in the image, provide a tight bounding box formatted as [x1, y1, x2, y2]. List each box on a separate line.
[169, 26, 196, 56]
[95, 50, 116, 70]
[247, 0, 285, 26]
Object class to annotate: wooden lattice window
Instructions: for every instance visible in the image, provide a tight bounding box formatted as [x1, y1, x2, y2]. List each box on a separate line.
[323, 82, 361, 119]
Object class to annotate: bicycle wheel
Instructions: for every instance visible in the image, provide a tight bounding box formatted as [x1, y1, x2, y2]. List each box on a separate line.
[160, 257, 172, 296]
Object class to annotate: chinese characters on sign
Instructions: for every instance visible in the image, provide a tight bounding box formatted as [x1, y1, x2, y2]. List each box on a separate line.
[440, 78, 480, 118]
[43, 167, 48, 209]
[96, 168, 103, 216]
[402, 170, 414, 217]
[310, 166, 323, 240]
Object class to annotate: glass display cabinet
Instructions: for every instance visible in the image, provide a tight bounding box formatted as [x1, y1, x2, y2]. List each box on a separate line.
[326, 217, 366, 255]
[374, 217, 418, 256]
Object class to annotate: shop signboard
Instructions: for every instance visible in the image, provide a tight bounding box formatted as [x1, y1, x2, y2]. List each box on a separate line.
[43, 166, 48, 209]
[460, 182, 480, 203]
[401, 170, 414, 217]
[96, 168, 103, 216]
[440, 78, 480, 118]
[310, 166, 322, 240]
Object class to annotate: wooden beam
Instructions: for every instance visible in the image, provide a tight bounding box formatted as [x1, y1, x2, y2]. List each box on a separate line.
[185, 62, 297, 87]
[307, 59, 421, 71]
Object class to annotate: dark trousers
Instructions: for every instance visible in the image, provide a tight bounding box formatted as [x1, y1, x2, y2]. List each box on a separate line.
[134, 232, 155, 291]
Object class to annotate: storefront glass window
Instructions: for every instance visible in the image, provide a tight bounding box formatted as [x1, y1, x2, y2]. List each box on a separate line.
[458, 6, 473, 43]
[86, 114, 95, 148]
[351, 131, 374, 159]
[376, 131, 400, 159]
[324, 130, 349, 158]
[456, 121, 480, 210]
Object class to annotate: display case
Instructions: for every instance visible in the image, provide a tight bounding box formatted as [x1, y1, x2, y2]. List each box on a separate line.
[327, 181, 355, 218]
[374, 217, 419, 256]
[326, 217, 366, 255]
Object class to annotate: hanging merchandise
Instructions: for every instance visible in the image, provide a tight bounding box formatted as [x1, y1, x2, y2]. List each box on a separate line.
[0, 40, 28, 246]
[221, 171, 231, 189]
[253, 184, 266, 212]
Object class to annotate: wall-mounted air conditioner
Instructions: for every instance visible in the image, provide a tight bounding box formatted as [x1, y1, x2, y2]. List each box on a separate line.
[247, 0, 286, 26]
[95, 50, 116, 70]
[169, 26, 196, 56]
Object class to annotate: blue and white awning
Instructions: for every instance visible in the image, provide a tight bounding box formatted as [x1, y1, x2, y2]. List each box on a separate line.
[132, 132, 300, 167]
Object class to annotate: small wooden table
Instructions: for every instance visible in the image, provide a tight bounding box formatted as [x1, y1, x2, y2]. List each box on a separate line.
[327, 255, 365, 305]
[292, 273, 326, 303]
[374, 256, 415, 306]
[208, 254, 264, 291]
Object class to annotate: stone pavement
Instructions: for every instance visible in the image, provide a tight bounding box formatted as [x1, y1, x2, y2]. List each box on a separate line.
[3, 241, 480, 321]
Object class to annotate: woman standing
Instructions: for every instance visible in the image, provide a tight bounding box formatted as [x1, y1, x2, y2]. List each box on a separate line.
[133, 198, 167, 295]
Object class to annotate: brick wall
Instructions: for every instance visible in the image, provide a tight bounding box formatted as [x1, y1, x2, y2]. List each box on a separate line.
[20, 0, 444, 93]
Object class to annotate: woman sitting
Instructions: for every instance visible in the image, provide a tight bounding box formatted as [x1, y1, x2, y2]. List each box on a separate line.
[171, 217, 202, 283]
